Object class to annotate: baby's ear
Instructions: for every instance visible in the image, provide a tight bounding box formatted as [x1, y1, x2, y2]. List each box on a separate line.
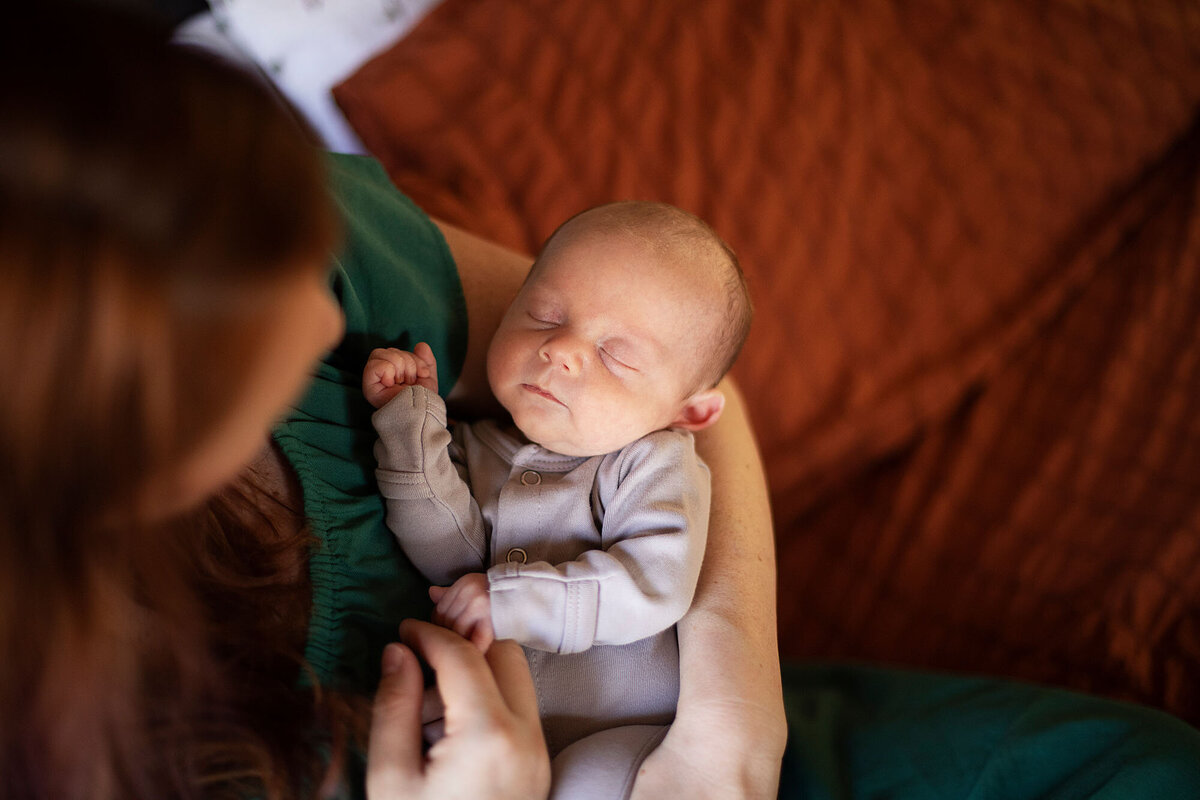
[670, 388, 725, 432]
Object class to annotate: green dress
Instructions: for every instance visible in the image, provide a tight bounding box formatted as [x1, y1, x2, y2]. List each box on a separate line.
[274, 153, 1200, 799]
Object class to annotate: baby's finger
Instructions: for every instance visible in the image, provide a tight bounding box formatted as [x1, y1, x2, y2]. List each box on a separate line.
[366, 347, 400, 362]
[414, 341, 437, 371]
[364, 358, 396, 386]
[380, 348, 413, 368]
[431, 606, 451, 631]
[450, 615, 478, 643]
[430, 585, 460, 630]
[438, 585, 475, 623]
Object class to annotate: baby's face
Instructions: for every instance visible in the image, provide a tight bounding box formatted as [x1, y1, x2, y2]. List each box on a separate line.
[487, 231, 721, 457]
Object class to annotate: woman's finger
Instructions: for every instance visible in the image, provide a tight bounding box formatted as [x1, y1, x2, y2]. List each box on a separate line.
[365, 643, 424, 799]
[483, 639, 541, 726]
[469, 621, 495, 653]
[398, 619, 506, 723]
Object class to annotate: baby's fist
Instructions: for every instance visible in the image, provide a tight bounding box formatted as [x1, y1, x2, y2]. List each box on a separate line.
[429, 573, 494, 652]
[362, 342, 439, 408]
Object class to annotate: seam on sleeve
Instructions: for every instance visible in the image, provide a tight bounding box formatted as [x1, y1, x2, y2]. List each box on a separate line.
[375, 469, 435, 495]
[490, 571, 617, 586]
[417, 391, 486, 563]
[561, 580, 599, 652]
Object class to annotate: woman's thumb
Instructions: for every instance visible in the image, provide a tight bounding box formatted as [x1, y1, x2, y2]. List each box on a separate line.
[365, 643, 425, 798]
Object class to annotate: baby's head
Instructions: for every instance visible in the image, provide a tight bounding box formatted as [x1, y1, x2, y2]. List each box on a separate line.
[486, 201, 751, 456]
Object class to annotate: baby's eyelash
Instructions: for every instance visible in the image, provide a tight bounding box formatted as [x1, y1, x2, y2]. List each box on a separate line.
[599, 348, 635, 372]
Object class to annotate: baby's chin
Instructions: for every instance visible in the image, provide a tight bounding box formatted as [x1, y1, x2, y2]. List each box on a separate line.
[501, 395, 651, 456]
[513, 425, 601, 457]
[512, 418, 644, 458]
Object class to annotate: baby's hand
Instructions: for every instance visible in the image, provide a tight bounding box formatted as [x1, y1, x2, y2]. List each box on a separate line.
[429, 573, 494, 652]
[362, 342, 438, 408]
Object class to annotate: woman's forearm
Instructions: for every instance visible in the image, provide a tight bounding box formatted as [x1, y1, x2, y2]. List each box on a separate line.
[644, 377, 786, 797]
[434, 219, 531, 419]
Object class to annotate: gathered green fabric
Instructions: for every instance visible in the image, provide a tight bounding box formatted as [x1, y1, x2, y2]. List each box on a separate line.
[273, 152, 466, 694]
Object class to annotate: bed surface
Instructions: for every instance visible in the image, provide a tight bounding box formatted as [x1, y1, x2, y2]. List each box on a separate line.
[332, 0, 1200, 725]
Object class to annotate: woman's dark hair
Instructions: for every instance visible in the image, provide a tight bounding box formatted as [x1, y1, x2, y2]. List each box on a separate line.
[0, 5, 362, 798]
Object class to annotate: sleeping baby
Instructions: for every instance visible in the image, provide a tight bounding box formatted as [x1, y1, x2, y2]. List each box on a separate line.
[363, 201, 751, 799]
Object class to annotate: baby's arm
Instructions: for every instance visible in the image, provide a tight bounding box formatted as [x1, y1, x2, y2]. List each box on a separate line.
[488, 432, 709, 654]
[369, 343, 489, 586]
[363, 342, 438, 408]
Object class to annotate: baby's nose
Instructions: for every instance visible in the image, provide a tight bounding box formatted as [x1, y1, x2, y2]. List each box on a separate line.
[540, 334, 585, 373]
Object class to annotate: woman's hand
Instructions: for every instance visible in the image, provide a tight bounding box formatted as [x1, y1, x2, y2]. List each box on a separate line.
[366, 619, 550, 800]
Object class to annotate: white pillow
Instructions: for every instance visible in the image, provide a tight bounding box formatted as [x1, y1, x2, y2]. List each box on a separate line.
[177, 0, 443, 153]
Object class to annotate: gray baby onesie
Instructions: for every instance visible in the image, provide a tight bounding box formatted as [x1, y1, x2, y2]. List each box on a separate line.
[371, 386, 710, 798]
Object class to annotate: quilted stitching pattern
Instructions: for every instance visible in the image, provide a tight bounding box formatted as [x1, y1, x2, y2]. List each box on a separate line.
[335, 0, 1200, 721]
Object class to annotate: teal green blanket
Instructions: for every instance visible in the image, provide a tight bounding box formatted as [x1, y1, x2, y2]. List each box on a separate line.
[779, 663, 1200, 798]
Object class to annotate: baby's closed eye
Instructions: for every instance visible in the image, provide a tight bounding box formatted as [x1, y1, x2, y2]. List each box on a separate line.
[599, 345, 637, 372]
[527, 311, 560, 329]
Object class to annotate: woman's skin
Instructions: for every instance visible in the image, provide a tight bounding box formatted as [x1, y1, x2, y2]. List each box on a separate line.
[154, 263, 345, 519]
[367, 621, 549, 800]
[632, 379, 786, 798]
[437, 220, 788, 797]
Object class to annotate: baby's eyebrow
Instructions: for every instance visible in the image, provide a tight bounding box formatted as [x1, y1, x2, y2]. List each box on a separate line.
[522, 288, 562, 315]
[524, 284, 563, 308]
[605, 328, 665, 362]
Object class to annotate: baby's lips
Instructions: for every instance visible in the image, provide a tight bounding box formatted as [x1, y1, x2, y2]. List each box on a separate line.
[522, 382, 565, 406]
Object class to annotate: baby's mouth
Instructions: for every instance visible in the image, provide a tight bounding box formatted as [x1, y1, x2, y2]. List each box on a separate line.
[521, 383, 565, 406]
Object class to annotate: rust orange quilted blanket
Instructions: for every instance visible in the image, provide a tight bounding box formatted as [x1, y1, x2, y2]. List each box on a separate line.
[334, 0, 1200, 723]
